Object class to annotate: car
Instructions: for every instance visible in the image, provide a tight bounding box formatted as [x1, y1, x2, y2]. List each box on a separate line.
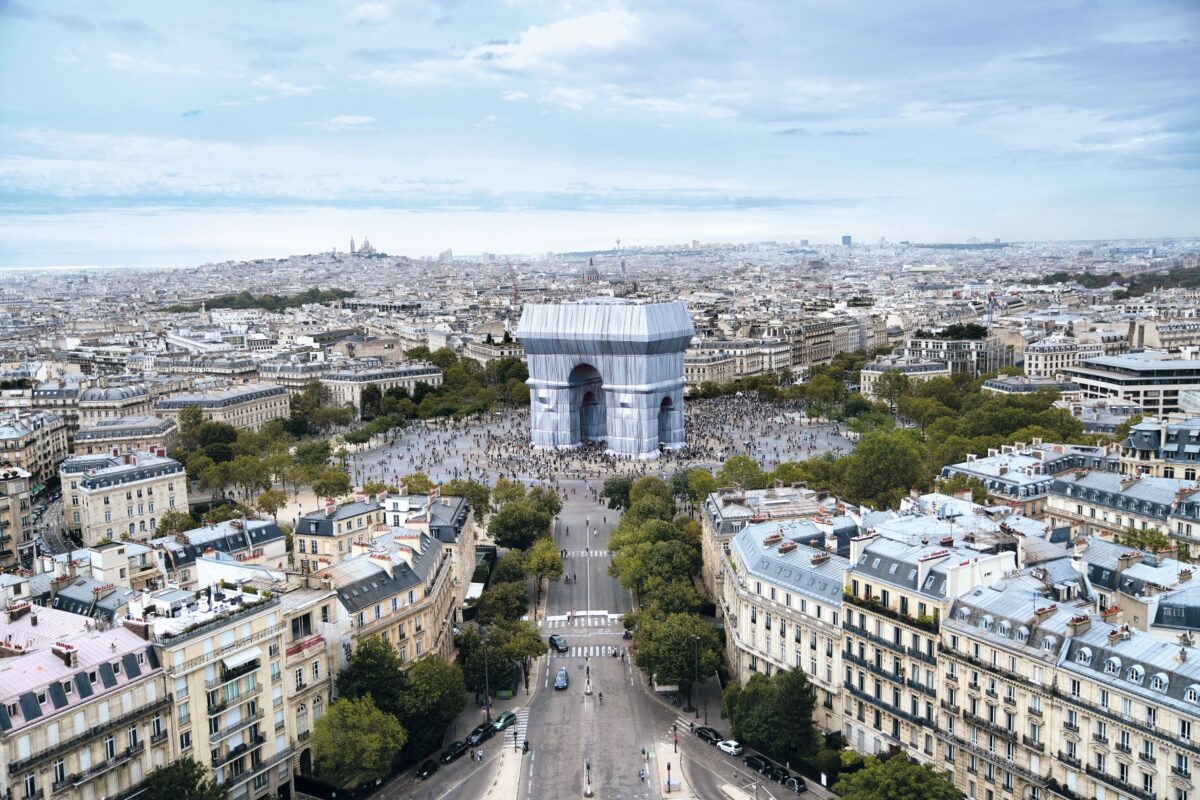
[717, 740, 743, 756]
[694, 726, 721, 745]
[783, 776, 808, 793]
[743, 754, 771, 773]
[548, 634, 568, 653]
[493, 711, 518, 731]
[770, 766, 791, 783]
[554, 667, 570, 690]
[416, 759, 438, 780]
[466, 722, 496, 746]
[439, 740, 468, 763]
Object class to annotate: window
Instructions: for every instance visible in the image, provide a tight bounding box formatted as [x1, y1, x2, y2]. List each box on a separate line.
[1128, 665, 1144, 684]
[180, 730, 192, 750]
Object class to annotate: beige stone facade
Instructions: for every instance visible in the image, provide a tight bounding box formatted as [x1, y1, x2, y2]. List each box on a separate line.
[155, 384, 289, 431]
[60, 452, 188, 546]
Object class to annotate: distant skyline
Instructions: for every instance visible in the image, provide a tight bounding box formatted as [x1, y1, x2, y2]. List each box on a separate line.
[1, 0, 1197, 269]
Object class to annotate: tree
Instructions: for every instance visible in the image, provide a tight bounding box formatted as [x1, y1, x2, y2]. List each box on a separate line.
[256, 488, 288, 519]
[360, 383, 383, 421]
[491, 550, 526, 584]
[937, 473, 990, 504]
[402, 472, 435, 495]
[474, 580, 529, 624]
[685, 468, 719, 501]
[492, 477, 527, 506]
[526, 536, 563, 604]
[362, 480, 397, 496]
[230, 455, 270, 501]
[156, 509, 197, 535]
[141, 756, 225, 800]
[526, 484, 563, 517]
[487, 500, 551, 550]
[834, 756, 959, 800]
[311, 468, 351, 500]
[293, 439, 332, 474]
[396, 656, 465, 759]
[841, 429, 928, 509]
[632, 613, 721, 708]
[602, 476, 633, 510]
[443, 478, 491, 523]
[177, 407, 204, 452]
[338, 636, 406, 717]
[458, 627, 517, 694]
[874, 369, 911, 407]
[312, 695, 407, 789]
[1117, 526, 1174, 555]
[717, 455, 767, 490]
[497, 619, 548, 693]
[629, 476, 673, 506]
[1113, 414, 1145, 442]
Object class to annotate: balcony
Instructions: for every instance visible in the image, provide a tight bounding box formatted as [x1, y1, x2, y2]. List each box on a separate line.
[1139, 752, 1156, 765]
[1064, 721, 1079, 733]
[1022, 735, 1045, 753]
[298, 730, 310, 742]
[1092, 734, 1108, 745]
[205, 658, 261, 690]
[72, 743, 145, 786]
[985, 689, 998, 700]
[843, 621, 905, 655]
[1002, 694, 1016, 706]
[210, 710, 264, 744]
[151, 731, 168, 745]
[8, 695, 172, 774]
[968, 682, 981, 692]
[207, 683, 262, 715]
[285, 633, 324, 665]
[1116, 742, 1131, 754]
[844, 682, 933, 729]
[1085, 765, 1156, 800]
[843, 592, 940, 634]
[1056, 752, 1080, 769]
[1172, 766, 1191, 780]
[212, 734, 266, 768]
[939, 700, 960, 715]
[223, 748, 291, 790]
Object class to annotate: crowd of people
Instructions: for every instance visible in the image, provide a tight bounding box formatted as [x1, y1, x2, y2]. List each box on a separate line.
[347, 395, 854, 490]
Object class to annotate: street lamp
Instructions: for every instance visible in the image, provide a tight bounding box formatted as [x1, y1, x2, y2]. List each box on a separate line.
[687, 634, 700, 715]
[481, 635, 493, 723]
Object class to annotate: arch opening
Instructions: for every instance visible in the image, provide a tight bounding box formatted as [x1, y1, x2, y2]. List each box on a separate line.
[657, 396, 674, 448]
[568, 364, 606, 443]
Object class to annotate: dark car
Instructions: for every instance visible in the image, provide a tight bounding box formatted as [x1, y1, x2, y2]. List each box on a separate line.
[744, 754, 771, 774]
[694, 726, 721, 745]
[784, 776, 808, 793]
[466, 722, 496, 746]
[548, 634, 568, 653]
[416, 759, 438, 780]
[554, 667, 570, 690]
[440, 740, 468, 763]
[770, 766, 791, 783]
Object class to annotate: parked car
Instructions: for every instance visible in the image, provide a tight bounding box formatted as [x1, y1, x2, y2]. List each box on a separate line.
[439, 741, 468, 763]
[416, 759, 438, 780]
[548, 634, 568, 653]
[717, 740, 743, 756]
[466, 722, 496, 746]
[784, 776, 808, 793]
[743, 754, 771, 773]
[493, 711, 518, 731]
[694, 726, 721, 745]
[554, 667, 570, 690]
[770, 766, 791, 783]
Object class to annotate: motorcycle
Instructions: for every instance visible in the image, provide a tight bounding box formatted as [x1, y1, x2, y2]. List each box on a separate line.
[622, 629, 632, 640]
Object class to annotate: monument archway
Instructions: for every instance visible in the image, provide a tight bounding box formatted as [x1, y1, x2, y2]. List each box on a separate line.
[518, 299, 694, 460]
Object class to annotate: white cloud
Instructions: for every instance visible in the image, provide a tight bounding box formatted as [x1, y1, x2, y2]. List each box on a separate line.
[543, 87, 594, 110]
[347, 3, 391, 24]
[307, 115, 377, 130]
[501, 90, 529, 101]
[106, 51, 202, 76]
[252, 73, 321, 97]
[359, 9, 641, 86]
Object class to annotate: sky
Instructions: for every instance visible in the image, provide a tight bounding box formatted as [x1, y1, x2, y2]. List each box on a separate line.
[0, 0, 1197, 268]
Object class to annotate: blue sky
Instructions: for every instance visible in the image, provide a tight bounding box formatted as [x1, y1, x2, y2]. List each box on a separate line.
[0, 0, 1197, 268]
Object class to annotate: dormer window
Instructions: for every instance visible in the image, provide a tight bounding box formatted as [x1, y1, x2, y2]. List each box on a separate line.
[1127, 665, 1144, 684]
[1040, 636, 1056, 652]
[1075, 648, 1092, 665]
[1151, 673, 1169, 692]
[1186, 685, 1200, 703]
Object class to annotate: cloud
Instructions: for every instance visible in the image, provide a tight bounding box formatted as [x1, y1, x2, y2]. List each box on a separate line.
[181, 109, 202, 119]
[106, 52, 202, 76]
[501, 90, 528, 101]
[307, 115, 377, 130]
[252, 73, 321, 97]
[347, 3, 391, 24]
[360, 9, 641, 86]
[544, 87, 593, 111]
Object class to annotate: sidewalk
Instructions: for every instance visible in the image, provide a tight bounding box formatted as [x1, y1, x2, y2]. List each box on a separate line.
[654, 739, 695, 798]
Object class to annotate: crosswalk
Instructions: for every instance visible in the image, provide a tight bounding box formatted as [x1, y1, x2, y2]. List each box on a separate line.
[542, 613, 623, 628]
[560, 549, 610, 557]
[553, 645, 626, 659]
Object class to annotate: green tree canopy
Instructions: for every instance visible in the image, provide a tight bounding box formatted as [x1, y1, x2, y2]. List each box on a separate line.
[834, 755, 959, 800]
[312, 695, 407, 789]
[474, 580, 529, 624]
[487, 500, 551, 550]
[141, 756, 225, 800]
[629, 476, 673, 506]
[602, 476, 634, 509]
[717, 455, 767, 490]
[395, 656, 465, 759]
[491, 550, 527, 584]
[841, 429, 928, 509]
[723, 669, 821, 768]
[442, 478, 491, 523]
[526, 536, 564, 604]
[402, 472, 435, 494]
[255, 488, 288, 518]
[492, 477, 527, 506]
[632, 613, 721, 707]
[156, 509, 197, 535]
[311, 468, 351, 500]
[337, 636, 406, 717]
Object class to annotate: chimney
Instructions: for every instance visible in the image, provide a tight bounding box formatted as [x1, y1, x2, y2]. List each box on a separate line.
[1073, 537, 1089, 557]
[954, 489, 972, 502]
[1100, 604, 1123, 623]
[809, 550, 828, 563]
[1181, 568, 1194, 583]
[52, 641, 78, 668]
[1066, 614, 1090, 637]
[325, 499, 336, 517]
[1106, 625, 1131, 645]
[5, 600, 31, 623]
[1116, 551, 1140, 571]
[1033, 603, 1057, 622]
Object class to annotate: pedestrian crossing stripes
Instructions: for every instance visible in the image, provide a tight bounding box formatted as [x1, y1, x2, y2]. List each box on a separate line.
[552, 645, 626, 659]
[560, 549, 609, 557]
[542, 617, 621, 628]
